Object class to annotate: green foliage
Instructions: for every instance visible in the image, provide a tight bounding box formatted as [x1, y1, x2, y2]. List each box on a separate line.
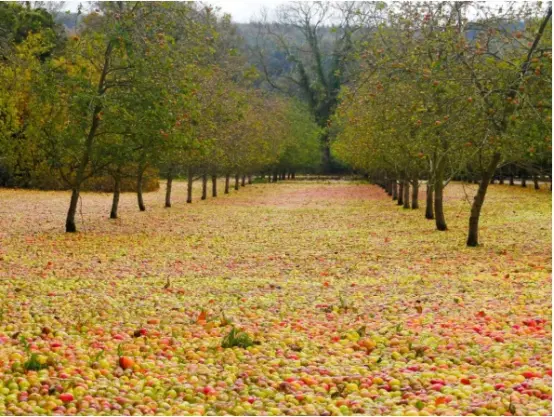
[221, 327, 255, 349]
[20, 337, 47, 371]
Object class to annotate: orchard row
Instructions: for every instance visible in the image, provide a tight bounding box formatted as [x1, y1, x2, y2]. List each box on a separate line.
[0, 2, 321, 232]
[332, 2, 551, 246]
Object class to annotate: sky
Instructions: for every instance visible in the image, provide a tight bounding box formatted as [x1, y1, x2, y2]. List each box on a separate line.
[52, 0, 289, 23]
[211, 0, 286, 22]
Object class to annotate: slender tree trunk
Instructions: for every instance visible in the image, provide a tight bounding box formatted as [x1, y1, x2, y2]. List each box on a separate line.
[291, 172, 295, 180]
[509, 173, 515, 185]
[434, 160, 447, 231]
[201, 174, 208, 200]
[66, 188, 80, 232]
[398, 181, 404, 206]
[467, 152, 502, 247]
[521, 171, 527, 187]
[392, 180, 398, 200]
[224, 174, 230, 194]
[499, 172, 504, 184]
[212, 175, 217, 197]
[411, 178, 419, 209]
[65, 43, 113, 232]
[272, 172, 277, 182]
[241, 175, 246, 187]
[425, 182, 434, 219]
[403, 180, 410, 209]
[137, 168, 146, 212]
[235, 174, 240, 190]
[187, 169, 193, 203]
[248, 175, 252, 185]
[165, 175, 173, 208]
[533, 174, 540, 190]
[111, 176, 121, 219]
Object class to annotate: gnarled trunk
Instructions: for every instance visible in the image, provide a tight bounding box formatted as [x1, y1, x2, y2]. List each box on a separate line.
[212, 175, 217, 197]
[467, 152, 501, 247]
[533, 174, 540, 190]
[137, 168, 146, 212]
[165, 175, 173, 208]
[201, 174, 208, 200]
[66, 188, 80, 232]
[398, 181, 404, 206]
[434, 159, 447, 231]
[411, 178, 419, 209]
[224, 174, 230, 194]
[425, 182, 434, 219]
[111, 176, 121, 218]
[187, 169, 193, 203]
[403, 180, 410, 209]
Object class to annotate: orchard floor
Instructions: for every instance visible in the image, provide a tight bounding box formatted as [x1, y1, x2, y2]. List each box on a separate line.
[0, 180, 551, 416]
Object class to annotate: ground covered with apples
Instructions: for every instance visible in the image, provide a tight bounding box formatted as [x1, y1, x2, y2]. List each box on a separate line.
[0, 181, 551, 416]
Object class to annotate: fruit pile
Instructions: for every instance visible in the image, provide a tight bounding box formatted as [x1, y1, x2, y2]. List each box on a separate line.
[0, 182, 551, 415]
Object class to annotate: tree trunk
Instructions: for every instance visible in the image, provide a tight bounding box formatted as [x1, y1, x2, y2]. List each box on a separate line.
[425, 182, 434, 219]
[467, 152, 501, 247]
[509, 173, 515, 185]
[187, 169, 193, 203]
[291, 172, 295, 180]
[137, 169, 146, 211]
[201, 174, 208, 200]
[165, 175, 173, 208]
[434, 161, 447, 231]
[224, 174, 230, 194]
[111, 176, 121, 218]
[212, 175, 217, 197]
[499, 172, 504, 184]
[490, 176, 496, 184]
[248, 175, 252, 185]
[403, 180, 410, 209]
[241, 175, 246, 187]
[392, 180, 398, 200]
[64, 42, 113, 232]
[533, 174, 540, 190]
[521, 171, 527, 187]
[235, 174, 240, 190]
[272, 172, 277, 182]
[398, 181, 404, 206]
[411, 179, 419, 209]
[66, 188, 80, 232]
